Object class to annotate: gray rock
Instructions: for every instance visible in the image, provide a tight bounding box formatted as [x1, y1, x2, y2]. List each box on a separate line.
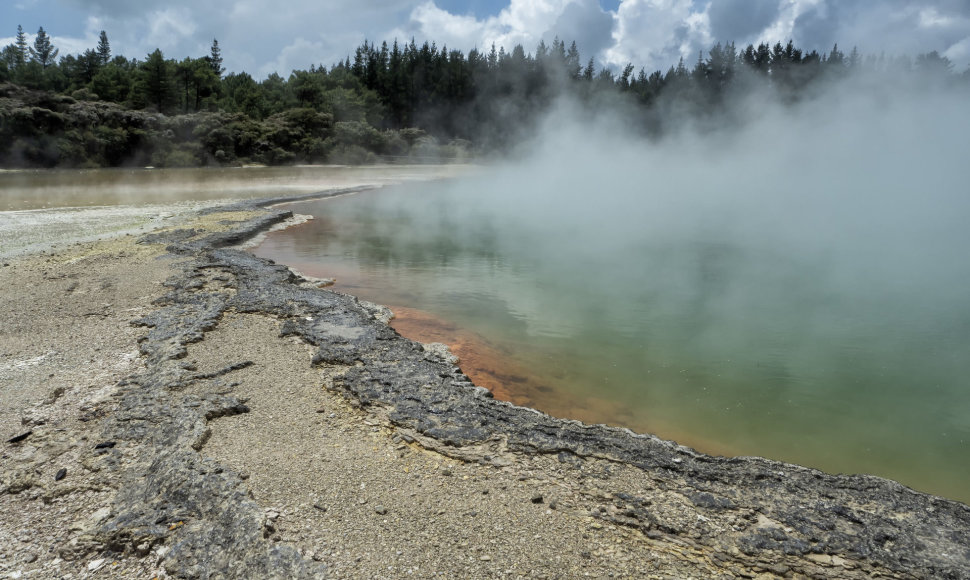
[423, 342, 459, 365]
[7, 431, 32, 444]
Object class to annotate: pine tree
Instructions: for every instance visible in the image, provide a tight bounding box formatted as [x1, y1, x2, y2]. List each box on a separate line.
[784, 39, 801, 63]
[915, 51, 954, 76]
[29, 26, 58, 68]
[137, 49, 176, 112]
[289, 68, 323, 108]
[97, 30, 111, 65]
[535, 39, 548, 63]
[90, 59, 134, 103]
[754, 42, 771, 73]
[14, 25, 28, 68]
[619, 63, 635, 90]
[68, 49, 101, 86]
[848, 46, 860, 68]
[565, 41, 581, 79]
[675, 56, 688, 78]
[209, 39, 224, 77]
[552, 37, 566, 63]
[827, 44, 844, 66]
[692, 49, 708, 80]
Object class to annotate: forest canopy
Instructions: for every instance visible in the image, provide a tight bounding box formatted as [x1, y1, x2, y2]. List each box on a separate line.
[0, 27, 967, 169]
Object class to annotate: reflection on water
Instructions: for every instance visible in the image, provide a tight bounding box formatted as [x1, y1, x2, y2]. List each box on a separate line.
[0, 165, 470, 211]
[255, 182, 970, 504]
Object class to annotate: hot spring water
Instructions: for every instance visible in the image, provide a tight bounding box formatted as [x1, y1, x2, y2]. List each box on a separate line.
[254, 181, 970, 504]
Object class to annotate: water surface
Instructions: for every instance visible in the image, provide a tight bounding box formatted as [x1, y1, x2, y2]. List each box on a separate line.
[255, 180, 970, 504]
[0, 165, 467, 211]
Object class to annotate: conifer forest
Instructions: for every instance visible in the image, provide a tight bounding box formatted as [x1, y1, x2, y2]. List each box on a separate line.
[1, 26, 966, 168]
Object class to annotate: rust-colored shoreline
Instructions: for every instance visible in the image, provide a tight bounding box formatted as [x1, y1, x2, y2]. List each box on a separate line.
[380, 300, 741, 459]
[253, 238, 741, 458]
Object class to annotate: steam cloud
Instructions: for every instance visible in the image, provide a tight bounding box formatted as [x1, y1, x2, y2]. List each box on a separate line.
[320, 72, 970, 493]
[253, 70, 970, 498]
[442, 75, 970, 343]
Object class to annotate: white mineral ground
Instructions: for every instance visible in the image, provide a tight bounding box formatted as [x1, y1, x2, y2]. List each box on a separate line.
[0, 167, 965, 579]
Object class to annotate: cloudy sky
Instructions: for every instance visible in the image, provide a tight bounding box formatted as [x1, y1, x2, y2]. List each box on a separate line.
[2, 0, 968, 78]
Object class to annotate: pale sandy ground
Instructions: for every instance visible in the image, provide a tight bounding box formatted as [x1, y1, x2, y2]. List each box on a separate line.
[0, 233, 182, 579]
[0, 202, 227, 259]
[0, 170, 909, 579]
[0, 214, 757, 580]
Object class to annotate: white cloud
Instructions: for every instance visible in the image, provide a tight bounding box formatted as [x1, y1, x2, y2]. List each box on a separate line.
[401, 2, 486, 49]
[495, 0, 575, 47]
[396, 0, 615, 61]
[260, 37, 326, 79]
[918, 7, 953, 29]
[756, 0, 805, 46]
[48, 32, 93, 58]
[400, 0, 570, 54]
[943, 36, 970, 64]
[605, 0, 710, 71]
[147, 7, 197, 44]
[541, 0, 614, 57]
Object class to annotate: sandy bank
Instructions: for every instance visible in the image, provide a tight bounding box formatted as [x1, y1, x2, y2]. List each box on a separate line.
[1, 190, 968, 579]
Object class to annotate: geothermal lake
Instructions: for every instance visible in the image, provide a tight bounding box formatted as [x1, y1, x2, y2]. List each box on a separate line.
[255, 178, 970, 504]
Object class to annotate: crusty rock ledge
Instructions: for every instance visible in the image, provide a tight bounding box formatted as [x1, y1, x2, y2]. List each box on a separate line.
[4, 191, 969, 579]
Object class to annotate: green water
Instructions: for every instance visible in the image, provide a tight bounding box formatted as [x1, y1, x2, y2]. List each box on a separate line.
[255, 180, 970, 504]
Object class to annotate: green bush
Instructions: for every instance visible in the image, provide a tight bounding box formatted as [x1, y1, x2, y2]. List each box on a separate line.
[409, 135, 440, 162]
[0, 80, 431, 169]
[333, 121, 384, 151]
[70, 88, 99, 101]
[381, 131, 409, 157]
[282, 107, 333, 136]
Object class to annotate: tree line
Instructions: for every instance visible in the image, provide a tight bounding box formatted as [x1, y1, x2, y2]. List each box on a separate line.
[1, 25, 967, 168]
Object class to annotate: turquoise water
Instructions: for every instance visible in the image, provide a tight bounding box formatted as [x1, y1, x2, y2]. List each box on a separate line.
[255, 180, 970, 504]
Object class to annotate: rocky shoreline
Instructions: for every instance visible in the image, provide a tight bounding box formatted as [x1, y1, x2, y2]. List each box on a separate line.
[2, 190, 969, 579]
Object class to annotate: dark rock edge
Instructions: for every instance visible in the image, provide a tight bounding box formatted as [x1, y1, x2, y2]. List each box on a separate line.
[80, 187, 968, 579]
